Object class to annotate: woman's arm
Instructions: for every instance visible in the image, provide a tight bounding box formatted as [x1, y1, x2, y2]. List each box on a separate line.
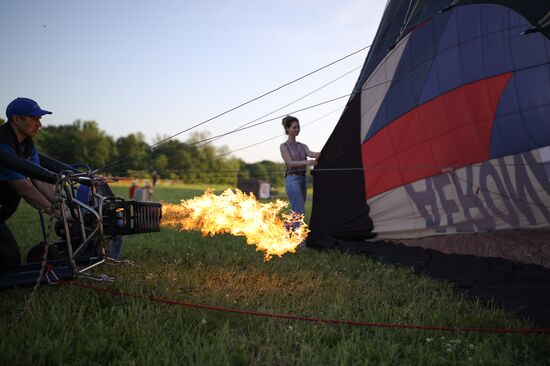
[280, 144, 317, 167]
[303, 144, 321, 159]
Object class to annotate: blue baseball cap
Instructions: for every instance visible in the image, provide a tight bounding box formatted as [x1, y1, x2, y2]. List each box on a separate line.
[6, 97, 52, 119]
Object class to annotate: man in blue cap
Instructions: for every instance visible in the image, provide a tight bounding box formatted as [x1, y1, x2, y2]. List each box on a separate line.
[0, 97, 58, 272]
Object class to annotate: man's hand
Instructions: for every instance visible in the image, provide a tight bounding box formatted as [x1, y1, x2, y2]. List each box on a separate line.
[31, 179, 57, 203]
[43, 205, 61, 218]
[44, 203, 71, 220]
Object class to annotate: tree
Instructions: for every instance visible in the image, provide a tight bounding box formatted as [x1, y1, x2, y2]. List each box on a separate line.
[33, 121, 286, 185]
[115, 133, 149, 172]
[34, 122, 81, 164]
[237, 159, 251, 181]
[246, 163, 270, 181]
[151, 139, 196, 181]
[76, 120, 116, 169]
[256, 160, 286, 187]
[35, 120, 115, 170]
[151, 154, 168, 177]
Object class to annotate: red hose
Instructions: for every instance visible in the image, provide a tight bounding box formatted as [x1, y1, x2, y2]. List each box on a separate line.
[59, 280, 550, 335]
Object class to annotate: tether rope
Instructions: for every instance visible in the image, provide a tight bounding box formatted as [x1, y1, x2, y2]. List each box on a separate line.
[60, 280, 550, 335]
[15, 177, 65, 321]
[206, 106, 345, 160]
[214, 24, 538, 147]
[97, 45, 370, 173]
[99, 22, 535, 175]
[99, 4, 510, 174]
[199, 66, 362, 148]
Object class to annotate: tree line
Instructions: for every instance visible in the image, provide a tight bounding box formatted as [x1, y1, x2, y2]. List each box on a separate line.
[0, 118, 287, 187]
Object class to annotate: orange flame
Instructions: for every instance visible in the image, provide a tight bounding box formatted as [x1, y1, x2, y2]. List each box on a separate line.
[161, 189, 309, 260]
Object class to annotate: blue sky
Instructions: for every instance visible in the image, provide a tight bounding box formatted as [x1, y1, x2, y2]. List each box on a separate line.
[1, 0, 386, 163]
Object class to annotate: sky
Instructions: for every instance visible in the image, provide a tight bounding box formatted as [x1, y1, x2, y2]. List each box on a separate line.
[0, 0, 386, 163]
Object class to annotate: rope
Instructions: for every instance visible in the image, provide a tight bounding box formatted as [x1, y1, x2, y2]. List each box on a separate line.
[398, 0, 419, 40]
[200, 66, 362, 148]
[15, 177, 65, 321]
[102, 93, 351, 174]
[108, 159, 550, 180]
[98, 3, 485, 174]
[101, 22, 535, 176]
[97, 46, 370, 173]
[207, 106, 345, 160]
[60, 280, 550, 335]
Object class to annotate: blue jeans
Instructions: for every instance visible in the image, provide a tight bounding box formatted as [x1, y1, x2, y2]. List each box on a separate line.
[285, 175, 306, 216]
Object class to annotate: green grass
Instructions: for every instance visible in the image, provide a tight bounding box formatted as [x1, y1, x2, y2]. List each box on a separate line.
[1, 184, 549, 365]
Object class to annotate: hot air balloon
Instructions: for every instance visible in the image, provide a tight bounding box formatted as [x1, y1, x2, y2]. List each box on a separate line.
[309, 0, 550, 267]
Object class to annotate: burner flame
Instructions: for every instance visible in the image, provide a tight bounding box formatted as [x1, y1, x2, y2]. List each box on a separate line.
[162, 189, 308, 260]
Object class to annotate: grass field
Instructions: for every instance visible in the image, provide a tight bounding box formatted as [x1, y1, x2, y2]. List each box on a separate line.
[1, 183, 549, 365]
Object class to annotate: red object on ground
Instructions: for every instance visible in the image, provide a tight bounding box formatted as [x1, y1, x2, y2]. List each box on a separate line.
[60, 280, 550, 335]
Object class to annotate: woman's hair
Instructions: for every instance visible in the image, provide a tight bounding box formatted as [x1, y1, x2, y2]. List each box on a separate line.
[282, 115, 299, 134]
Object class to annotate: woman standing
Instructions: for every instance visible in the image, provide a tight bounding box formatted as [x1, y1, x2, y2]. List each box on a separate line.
[280, 115, 320, 221]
